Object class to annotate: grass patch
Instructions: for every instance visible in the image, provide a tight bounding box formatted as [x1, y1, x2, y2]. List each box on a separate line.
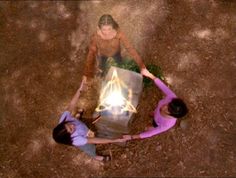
[106, 57, 164, 88]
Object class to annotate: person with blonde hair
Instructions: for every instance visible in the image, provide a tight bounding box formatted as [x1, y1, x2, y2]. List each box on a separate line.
[82, 14, 154, 83]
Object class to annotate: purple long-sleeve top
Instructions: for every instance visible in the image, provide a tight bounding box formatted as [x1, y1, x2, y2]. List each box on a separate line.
[139, 78, 177, 139]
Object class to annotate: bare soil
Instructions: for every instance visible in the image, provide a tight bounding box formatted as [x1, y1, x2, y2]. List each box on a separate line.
[0, 1, 236, 177]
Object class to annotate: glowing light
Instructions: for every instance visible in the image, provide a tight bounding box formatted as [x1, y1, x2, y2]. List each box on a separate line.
[96, 69, 137, 115]
[105, 90, 125, 106]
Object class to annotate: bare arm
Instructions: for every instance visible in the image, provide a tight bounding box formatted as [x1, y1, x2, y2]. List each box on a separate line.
[87, 137, 127, 144]
[123, 134, 141, 140]
[67, 79, 85, 113]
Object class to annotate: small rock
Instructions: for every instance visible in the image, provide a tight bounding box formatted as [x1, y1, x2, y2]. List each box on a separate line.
[200, 170, 205, 174]
[180, 120, 189, 130]
[121, 154, 127, 159]
[156, 145, 162, 151]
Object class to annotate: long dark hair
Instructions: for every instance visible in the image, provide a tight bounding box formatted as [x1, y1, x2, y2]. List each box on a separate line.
[53, 121, 73, 146]
[168, 98, 188, 118]
[98, 14, 119, 30]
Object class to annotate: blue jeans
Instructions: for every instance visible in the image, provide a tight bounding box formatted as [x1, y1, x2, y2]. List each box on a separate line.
[78, 144, 96, 157]
[98, 52, 122, 77]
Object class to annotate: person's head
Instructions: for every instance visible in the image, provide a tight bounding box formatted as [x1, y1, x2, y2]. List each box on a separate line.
[52, 121, 74, 145]
[98, 14, 119, 35]
[167, 98, 188, 118]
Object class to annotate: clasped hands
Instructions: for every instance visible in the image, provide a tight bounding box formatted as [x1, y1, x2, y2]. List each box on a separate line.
[111, 134, 139, 143]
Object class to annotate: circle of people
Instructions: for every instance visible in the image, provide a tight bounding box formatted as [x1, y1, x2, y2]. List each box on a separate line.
[53, 14, 188, 162]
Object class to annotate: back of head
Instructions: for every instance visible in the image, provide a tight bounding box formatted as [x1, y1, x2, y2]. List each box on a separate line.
[98, 14, 119, 30]
[52, 121, 72, 145]
[168, 98, 188, 118]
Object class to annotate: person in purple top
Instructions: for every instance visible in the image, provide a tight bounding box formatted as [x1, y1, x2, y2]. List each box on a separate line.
[52, 81, 128, 161]
[124, 70, 188, 140]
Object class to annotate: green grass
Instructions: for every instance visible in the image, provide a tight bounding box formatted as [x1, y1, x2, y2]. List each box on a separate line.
[106, 57, 164, 88]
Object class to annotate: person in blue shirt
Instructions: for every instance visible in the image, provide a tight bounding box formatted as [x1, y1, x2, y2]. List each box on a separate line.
[52, 80, 127, 161]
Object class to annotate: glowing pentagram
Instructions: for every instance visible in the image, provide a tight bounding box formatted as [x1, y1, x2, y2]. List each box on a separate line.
[95, 69, 137, 115]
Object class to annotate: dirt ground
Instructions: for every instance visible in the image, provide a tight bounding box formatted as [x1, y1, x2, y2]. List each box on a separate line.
[0, 0, 236, 177]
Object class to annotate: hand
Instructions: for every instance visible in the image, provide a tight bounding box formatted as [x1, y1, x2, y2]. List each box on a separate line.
[123, 135, 132, 140]
[81, 75, 92, 91]
[75, 108, 84, 119]
[87, 130, 95, 137]
[114, 138, 128, 143]
[80, 76, 87, 91]
[141, 68, 156, 80]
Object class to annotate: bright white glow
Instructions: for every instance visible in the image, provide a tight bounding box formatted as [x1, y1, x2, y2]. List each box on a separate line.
[105, 90, 125, 107]
[96, 69, 137, 115]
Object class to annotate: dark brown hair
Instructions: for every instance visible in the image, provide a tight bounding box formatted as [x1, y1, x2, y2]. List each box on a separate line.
[98, 14, 119, 30]
[53, 121, 73, 146]
[168, 98, 188, 118]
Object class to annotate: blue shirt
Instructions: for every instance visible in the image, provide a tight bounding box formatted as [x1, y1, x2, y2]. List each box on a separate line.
[59, 111, 88, 146]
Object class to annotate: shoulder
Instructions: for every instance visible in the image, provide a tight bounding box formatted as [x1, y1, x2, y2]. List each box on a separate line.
[72, 136, 88, 147]
[116, 29, 125, 38]
[165, 116, 177, 127]
[59, 111, 74, 123]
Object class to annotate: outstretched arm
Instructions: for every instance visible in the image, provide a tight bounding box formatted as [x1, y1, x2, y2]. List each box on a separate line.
[119, 31, 146, 70]
[119, 31, 157, 78]
[124, 120, 176, 140]
[87, 137, 127, 144]
[141, 69, 176, 97]
[154, 78, 176, 97]
[123, 134, 141, 140]
[67, 80, 84, 113]
[139, 122, 176, 139]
